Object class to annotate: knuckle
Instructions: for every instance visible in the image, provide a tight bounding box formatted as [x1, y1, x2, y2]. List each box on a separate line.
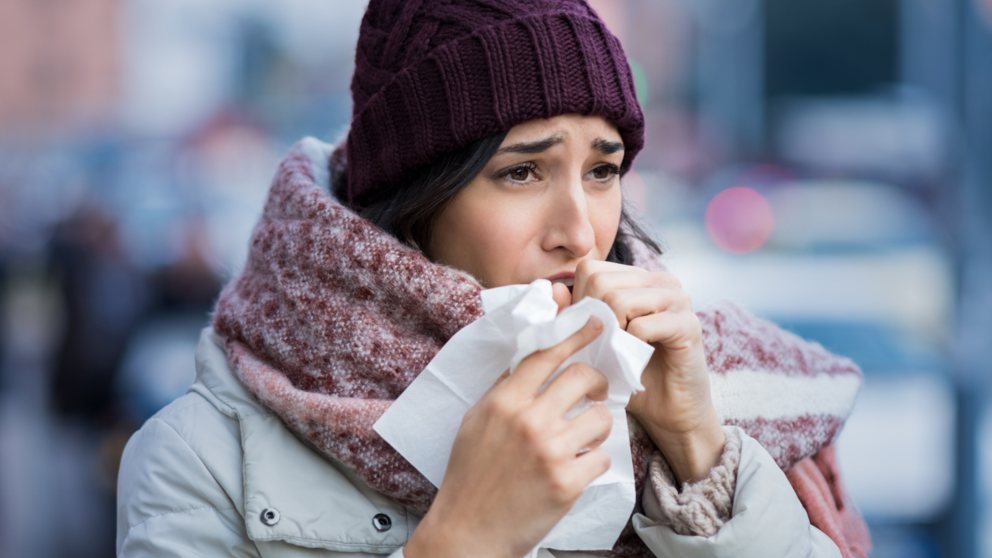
[593, 450, 612, 474]
[589, 367, 609, 392]
[683, 312, 701, 333]
[566, 363, 606, 392]
[656, 272, 682, 289]
[570, 363, 597, 384]
[485, 393, 515, 419]
[547, 471, 577, 505]
[514, 410, 545, 442]
[586, 271, 605, 294]
[593, 403, 613, 426]
[601, 290, 621, 309]
[627, 319, 646, 338]
[536, 440, 564, 465]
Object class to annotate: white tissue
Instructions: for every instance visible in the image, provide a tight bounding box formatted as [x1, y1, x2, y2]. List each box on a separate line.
[373, 279, 654, 551]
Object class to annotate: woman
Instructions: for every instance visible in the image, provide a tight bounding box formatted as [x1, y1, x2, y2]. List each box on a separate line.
[116, 1, 871, 556]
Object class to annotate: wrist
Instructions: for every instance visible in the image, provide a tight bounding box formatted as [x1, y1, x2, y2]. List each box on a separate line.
[641, 411, 726, 484]
[404, 508, 464, 558]
[405, 503, 506, 558]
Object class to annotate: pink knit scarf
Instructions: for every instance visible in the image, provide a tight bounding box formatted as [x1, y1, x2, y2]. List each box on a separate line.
[212, 139, 863, 556]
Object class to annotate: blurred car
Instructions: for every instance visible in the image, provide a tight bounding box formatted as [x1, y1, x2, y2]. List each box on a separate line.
[649, 176, 955, 557]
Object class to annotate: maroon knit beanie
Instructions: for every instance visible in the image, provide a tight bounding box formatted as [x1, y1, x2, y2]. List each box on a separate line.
[338, 0, 645, 207]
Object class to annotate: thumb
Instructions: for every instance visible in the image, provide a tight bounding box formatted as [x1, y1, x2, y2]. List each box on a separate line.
[551, 282, 572, 314]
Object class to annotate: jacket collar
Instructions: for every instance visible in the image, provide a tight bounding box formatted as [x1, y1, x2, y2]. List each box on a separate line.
[193, 328, 259, 417]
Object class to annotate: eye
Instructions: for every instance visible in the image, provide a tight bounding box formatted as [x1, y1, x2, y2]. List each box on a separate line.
[508, 166, 532, 181]
[588, 163, 620, 182]
[495, 162, 540, 185]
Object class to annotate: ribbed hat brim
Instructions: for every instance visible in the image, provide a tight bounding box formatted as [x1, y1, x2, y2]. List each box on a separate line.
[342, 11, 644, 205]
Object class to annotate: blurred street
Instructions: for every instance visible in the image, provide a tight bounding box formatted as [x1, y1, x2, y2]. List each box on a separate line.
[1, 1, 990, 556]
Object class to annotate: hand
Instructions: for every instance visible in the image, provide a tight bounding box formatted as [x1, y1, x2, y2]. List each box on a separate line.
[406, 318, 613, 558]
[571, 259, 725, 484]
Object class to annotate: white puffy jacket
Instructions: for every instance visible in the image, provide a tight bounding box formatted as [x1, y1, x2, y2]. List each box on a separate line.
[116, 328, 841, 557]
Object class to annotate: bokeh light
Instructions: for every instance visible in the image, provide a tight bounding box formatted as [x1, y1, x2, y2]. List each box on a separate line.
[704, 186, 775, 253]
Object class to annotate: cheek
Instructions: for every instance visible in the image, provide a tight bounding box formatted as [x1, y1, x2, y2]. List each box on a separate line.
[464, 202, 539, 279]
[462, 212, 517, 256]
[431, 195, 536, 285]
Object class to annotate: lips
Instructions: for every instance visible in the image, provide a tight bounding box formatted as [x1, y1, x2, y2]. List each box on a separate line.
[544, 272, 575, 293]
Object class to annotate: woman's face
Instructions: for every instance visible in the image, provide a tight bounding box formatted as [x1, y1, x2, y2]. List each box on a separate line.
[429, 114, 624, 288]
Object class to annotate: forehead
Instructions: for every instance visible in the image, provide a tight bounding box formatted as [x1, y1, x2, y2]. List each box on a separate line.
[501, 114, 621, 144]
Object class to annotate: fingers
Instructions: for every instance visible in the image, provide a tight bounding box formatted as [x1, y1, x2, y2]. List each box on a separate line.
[571, 261, 695, 339]
[557, 402, 613, 455]
[507, 317, 603, 397]
[564, 446, 612, 489]
[627, 311, 702, 349]
[571, 259, 624, 302]
[551, 281, 572, 314]
[538, 439, 612, 507]
[537, 445, 612, 509]
[535, 363, 608, 417]
[572, 260, 680, 303]
[602, 287, 691, 329]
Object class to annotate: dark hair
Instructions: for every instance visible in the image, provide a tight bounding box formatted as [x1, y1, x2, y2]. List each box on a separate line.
[354, 131, 662, 265]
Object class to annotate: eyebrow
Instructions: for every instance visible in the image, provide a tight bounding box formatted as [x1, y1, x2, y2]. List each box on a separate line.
[496, 134, 564, 155]
[592, 138, 624, 155]
[495, 135, 625, 156]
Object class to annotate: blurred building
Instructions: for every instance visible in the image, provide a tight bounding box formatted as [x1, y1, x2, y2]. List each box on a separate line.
[0, 0, 119, 137]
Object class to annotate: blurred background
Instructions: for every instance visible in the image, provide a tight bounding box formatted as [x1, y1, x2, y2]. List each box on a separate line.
[0, 0, 989, 556]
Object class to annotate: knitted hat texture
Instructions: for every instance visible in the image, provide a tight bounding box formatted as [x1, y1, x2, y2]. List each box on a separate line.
[340, 0, 645, 206]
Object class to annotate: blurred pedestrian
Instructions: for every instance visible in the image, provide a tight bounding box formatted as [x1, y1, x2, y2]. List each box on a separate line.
[0, 187, 9, 389]
[117, 1, 871, 557]
[0, 243, 7, 387]
[47, 203, 150, 425]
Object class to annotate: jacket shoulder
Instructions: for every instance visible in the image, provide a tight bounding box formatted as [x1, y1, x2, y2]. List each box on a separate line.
[116, 390, 246, 548]
[119, 328, 417, 555]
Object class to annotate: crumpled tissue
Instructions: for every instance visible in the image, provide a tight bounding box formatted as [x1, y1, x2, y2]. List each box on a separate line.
[373, 279, 654, 552]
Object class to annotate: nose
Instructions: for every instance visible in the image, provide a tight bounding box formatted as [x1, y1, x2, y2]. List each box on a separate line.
[540, 179, 596, 258]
